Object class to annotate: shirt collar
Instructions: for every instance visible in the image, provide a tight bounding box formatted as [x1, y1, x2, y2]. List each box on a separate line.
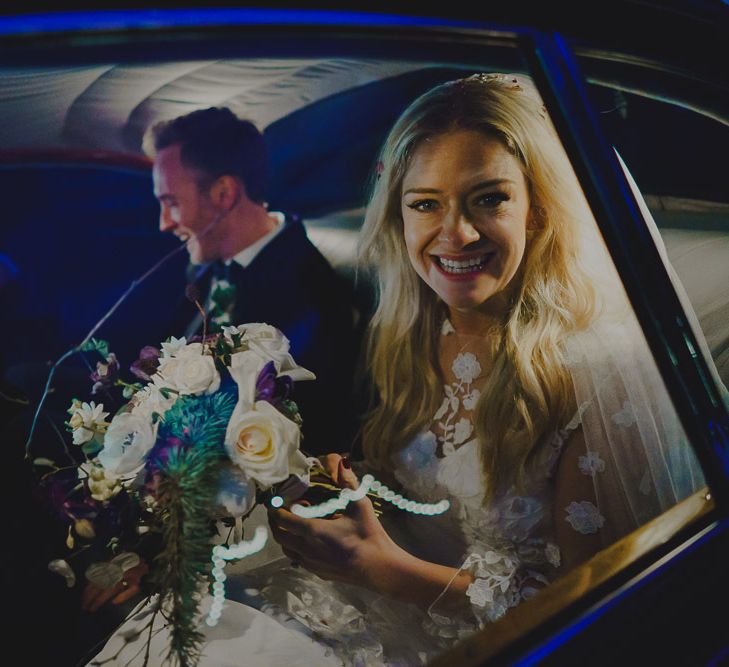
[228, 211, 285, 269]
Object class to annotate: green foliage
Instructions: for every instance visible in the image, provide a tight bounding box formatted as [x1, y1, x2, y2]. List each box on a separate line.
[161, 393, 236, 454]
[142, 391, 238, 665]
[150, 444, 223, 667]
[79, 337, 110, 358]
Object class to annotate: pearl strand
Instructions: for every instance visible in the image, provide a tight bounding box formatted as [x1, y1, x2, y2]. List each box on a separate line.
[289, 474, 450, 518]
[206, 525, 268, 627]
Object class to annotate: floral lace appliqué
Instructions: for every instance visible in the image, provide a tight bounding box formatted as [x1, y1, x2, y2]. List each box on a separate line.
[611, 400, 636, 427]
[639, 469, 652, 495]
[578, 451, 606, 477]
[463, 549, 521, 623]
[564, 500, 605, 534]
[545, 542, 561, 568]
[433, 351, 482, 457]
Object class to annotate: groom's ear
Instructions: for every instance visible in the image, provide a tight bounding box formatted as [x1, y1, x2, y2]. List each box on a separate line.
[210, 174, 242, 211]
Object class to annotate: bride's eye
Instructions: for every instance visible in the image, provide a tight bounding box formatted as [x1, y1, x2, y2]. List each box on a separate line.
[473, 192, 509, 208]
[406, 198, 439, 213]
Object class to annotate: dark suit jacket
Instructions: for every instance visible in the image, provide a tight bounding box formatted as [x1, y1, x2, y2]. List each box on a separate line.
[168, 215, 361, 457]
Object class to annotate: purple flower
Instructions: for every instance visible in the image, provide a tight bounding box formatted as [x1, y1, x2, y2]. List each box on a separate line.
[90, 353, 120, 394]
[146, 436, 185, 473]
[130, 346, 161, 382]
[43, 469, 99, 524]
[255, 361, 293, 408]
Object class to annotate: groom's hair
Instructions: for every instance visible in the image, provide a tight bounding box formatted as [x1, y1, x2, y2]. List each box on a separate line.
[143, 107, 269, 204]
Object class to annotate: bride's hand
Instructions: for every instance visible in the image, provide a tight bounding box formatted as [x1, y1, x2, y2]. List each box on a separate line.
[80, 561, 149, 612]
[268, 458, 412, 595]
[314, 452, 351, 486]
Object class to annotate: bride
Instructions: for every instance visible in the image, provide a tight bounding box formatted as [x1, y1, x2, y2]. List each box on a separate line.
[88, 73, 709, 666]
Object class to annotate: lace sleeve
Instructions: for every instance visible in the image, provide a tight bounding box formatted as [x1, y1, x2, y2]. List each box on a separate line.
[423, 541, 551, 642]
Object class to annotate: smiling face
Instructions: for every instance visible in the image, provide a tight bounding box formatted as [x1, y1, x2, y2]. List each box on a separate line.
[401, 130, 531, 318]
[153, 143, 223, 264]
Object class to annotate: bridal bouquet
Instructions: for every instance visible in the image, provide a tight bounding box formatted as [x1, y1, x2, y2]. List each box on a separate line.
[37, 323, 314, 666]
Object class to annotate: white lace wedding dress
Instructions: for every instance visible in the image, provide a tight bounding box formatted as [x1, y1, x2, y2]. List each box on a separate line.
[88, 315, 707, 667]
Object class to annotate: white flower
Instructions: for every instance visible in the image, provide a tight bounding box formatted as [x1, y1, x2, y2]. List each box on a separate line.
[229, 323, 315, 381]
[68, 400, 109, 445]
[98, 412, 157, 475]
[462, 389, 481, 411]
[155, 342, 220, 396]
[229, 350, 267, 412]
[215, 464, 257, 518]
[578, 451, 606, 476]
[130, 382, 177, 421]
[224, 400, 306, 489]
[564, 501, 605, 534]
[160, 335, 187, 358]
[452, 352, 481, 384]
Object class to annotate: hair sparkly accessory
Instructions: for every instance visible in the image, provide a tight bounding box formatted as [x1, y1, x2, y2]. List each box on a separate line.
[375, 159, 385, 179]
[466, 72, 523, 91]
[465, 72, 548, 119]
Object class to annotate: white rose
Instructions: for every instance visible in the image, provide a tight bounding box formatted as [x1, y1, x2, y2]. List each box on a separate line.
[131, 382, 178, 421]
[228, 350, 267, 412]
[224, 400, 307, 489]
[98, 412, 157, 475]
[233, 323, 315, 382]
[215, 464, 257, 518]
[160, 335, 188, 358]
[155, 343, 220, 396]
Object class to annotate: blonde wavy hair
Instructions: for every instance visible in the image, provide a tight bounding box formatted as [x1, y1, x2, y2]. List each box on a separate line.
[358, 73, 610, 501]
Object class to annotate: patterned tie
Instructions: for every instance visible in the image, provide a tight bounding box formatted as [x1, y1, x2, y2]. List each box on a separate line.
[208, 260, 238, 332]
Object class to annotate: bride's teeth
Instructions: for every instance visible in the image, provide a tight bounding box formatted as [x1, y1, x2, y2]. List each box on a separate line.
[437, 254, 490, 274]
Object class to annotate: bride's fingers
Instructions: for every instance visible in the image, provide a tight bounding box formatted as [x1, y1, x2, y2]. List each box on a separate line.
[317, 453, 343, 484]
[280, 546, 301, 564]
[111, 581, 142, 605]
[269, 507, 318, 537]
[110, 562, 148, 605]
[269, 519, 309, 554]
[82, 582, 123, 613]
[81, 584, 107, 612]
[337, 458, 358, 490]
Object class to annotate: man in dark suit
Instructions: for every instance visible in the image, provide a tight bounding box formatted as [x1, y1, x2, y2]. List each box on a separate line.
[143, 107, 360, 457]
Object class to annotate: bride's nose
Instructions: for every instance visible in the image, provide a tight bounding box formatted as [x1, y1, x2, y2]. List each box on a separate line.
[437, 210, 480, 247]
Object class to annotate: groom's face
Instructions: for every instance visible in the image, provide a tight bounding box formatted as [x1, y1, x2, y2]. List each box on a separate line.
[153, 143, 222, 264]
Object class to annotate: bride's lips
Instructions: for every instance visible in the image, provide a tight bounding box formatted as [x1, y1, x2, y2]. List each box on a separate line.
[432, 252, 495, 280]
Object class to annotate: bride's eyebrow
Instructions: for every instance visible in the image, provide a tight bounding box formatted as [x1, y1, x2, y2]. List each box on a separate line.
[402, 187, 441, 196]
[468, 178, 515, 193]
[402, 178, 515, 197]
